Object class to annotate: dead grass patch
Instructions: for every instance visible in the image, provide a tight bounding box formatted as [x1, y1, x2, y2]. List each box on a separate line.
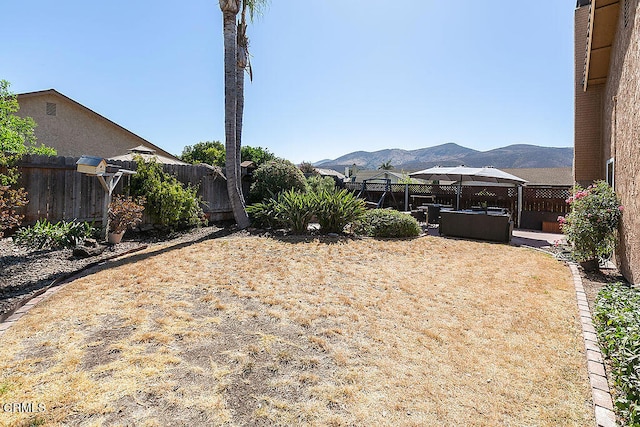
[0, 235, 593, 426]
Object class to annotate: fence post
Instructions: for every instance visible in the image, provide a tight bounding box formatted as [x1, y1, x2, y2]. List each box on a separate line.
[517, 186, 523, 229]
[404, 184, 409, 211]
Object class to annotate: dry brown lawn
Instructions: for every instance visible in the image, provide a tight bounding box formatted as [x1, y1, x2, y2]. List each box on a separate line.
[0, 234, 593, 426]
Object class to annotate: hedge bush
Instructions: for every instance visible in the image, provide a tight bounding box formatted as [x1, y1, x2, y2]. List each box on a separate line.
[354, 209, 421, 238]
[249, 159, 307, 203]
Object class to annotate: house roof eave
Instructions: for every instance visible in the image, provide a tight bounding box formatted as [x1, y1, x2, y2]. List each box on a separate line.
[583, 0, 620, 91]
[17, 89, 182, 162]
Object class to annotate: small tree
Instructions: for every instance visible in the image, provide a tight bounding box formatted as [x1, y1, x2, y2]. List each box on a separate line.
[378, 161, 394, 170]
[0, 185, 27, 238]
[0, 80, 56, 236]
[180, 141, 226, 166]
[108, 195, 146, 233]
[241, 145, 277, 167]
[298, 161, 317, 176]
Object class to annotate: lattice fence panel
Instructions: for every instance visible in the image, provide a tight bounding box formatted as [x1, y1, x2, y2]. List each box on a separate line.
[343, 182, 571, 215]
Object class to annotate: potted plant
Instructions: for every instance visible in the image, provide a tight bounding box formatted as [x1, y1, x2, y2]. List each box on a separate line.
[558, 181, 623, 271]
[107, 195, 146, 244]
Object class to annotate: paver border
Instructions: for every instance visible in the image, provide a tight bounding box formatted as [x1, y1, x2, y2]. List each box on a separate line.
[568, 261, 618, 427]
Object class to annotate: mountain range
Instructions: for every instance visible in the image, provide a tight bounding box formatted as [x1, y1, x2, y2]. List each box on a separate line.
[314, 143, 573, 171]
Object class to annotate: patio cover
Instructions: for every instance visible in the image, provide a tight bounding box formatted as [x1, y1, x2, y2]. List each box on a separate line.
[409, 166, 527, 212]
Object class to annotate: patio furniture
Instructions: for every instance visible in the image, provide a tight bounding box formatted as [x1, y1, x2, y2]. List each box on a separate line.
[410, 195, 435, 208]
[422, 203, 453, 224]
[439, 210, 513, 243]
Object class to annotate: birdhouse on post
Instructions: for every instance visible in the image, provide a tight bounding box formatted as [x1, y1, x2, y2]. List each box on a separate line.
[76, 155, 135, 241]
[76, 155, 107, 175]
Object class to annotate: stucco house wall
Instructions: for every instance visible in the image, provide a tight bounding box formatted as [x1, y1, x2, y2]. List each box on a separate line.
[16, 89, 181, 161]
[575, 0, 640, 284]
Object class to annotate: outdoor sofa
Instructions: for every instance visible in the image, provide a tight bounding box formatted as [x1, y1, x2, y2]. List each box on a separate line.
[439, 209, 513, 243]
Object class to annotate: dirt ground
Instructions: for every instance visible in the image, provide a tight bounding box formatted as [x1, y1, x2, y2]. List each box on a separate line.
[0, 226, 230, 320]
[0, 232, 595, 426]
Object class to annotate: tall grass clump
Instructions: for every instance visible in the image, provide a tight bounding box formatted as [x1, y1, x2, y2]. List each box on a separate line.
[274, 189, 316, 234]
[247, 189, 315, 234]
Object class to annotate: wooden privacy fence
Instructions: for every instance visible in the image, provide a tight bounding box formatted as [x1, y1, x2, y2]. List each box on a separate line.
[14, 154, 232, 226]
[344, 182, 571, 230]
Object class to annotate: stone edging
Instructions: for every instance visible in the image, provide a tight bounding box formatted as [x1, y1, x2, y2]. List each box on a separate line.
[568, 262, 618, 427]
[0, 245, 148, 338]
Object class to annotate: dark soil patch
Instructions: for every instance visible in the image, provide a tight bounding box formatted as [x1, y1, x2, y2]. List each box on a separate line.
[580, 265, 627, 312]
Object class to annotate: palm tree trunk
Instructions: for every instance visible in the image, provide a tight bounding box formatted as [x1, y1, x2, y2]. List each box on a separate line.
[220, 0, 250, 228]
[236, 17, 248, 202]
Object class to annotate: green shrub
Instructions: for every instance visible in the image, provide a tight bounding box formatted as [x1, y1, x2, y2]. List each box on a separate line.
[314, 187, 365, 234]
[247, 190, 314, 233]
[594, 283, 640, 425]
[354, 209, 421, 238]
[249, 159, 307, 203]
[559, 181, 623, 263]
[306, 175, 335, 194]
[13, 219, 95, 250]
[247, 198, 283, 229]
[274, 189, 316, 234]
[130, 157, 204, 229]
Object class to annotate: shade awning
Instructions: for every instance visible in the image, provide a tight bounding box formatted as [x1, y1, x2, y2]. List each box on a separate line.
[409, 166, 527, 186]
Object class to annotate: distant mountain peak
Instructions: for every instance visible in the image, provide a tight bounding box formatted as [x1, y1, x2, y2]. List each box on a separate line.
[316, 143, 573, 171]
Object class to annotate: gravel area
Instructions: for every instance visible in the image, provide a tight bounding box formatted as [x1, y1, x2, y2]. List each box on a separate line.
[0, 224, 231, 320]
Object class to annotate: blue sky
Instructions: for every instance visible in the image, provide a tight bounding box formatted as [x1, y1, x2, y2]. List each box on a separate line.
[2, 1, 575, 164]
